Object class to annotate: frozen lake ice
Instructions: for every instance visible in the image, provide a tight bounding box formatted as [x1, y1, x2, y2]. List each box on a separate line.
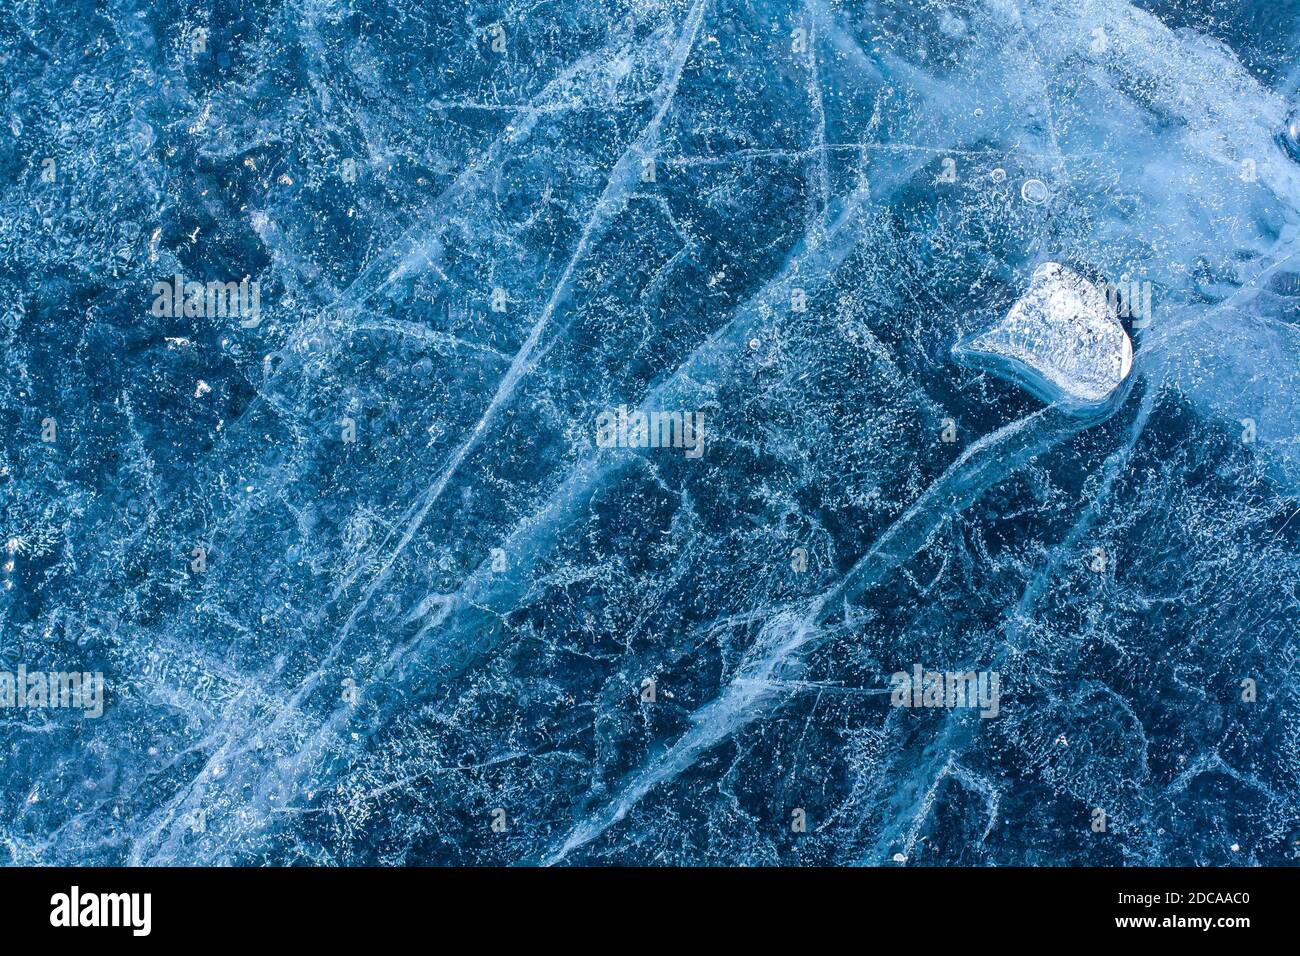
[1, 0, 1299, 867]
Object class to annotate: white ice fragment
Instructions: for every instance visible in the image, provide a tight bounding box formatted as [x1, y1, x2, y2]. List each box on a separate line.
[955, 262, 1132, 412]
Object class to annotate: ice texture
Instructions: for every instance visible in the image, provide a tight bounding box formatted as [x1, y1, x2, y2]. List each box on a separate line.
[955, 262, 1133, 412]
[2, 0, 1300, 867]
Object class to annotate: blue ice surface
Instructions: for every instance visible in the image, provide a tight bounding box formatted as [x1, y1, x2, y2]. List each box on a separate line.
[1, 0, 1299, 866]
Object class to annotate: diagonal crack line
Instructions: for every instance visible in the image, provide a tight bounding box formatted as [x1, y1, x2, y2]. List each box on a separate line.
[197, 140, 932, 863]
[130, 0, 710, 866]
[861, 382, 1158, 866]
[170, 16, 676, 554]
[316, 0, 711, 640]
[542, 403, 1092, 865]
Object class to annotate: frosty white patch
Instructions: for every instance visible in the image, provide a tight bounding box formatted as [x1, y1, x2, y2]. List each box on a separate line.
[956, 262, 1133, 412]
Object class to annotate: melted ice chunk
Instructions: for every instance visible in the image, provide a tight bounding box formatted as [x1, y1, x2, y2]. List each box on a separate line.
[956, 262, 1133, 411]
